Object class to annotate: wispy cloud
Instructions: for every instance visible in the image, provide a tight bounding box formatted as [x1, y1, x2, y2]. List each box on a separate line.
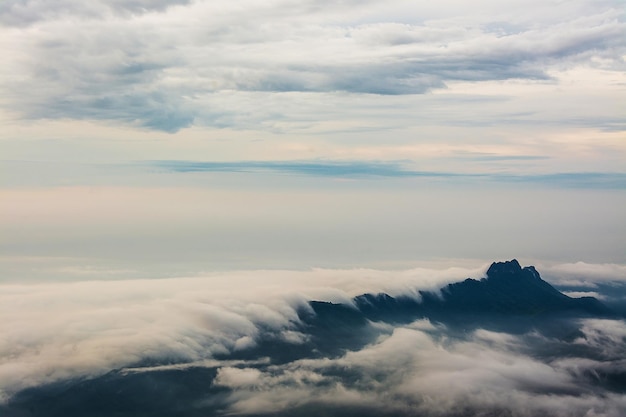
[496, 172, 626, 189]
[150, 160, 626, 188]
[150, 160, 441, 178]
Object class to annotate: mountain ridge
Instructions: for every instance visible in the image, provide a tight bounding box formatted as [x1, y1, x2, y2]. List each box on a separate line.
[306, 259, 614, 331]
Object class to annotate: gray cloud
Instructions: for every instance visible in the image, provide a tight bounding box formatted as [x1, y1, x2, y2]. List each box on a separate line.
[1, 1, 624, 131]
[150, 160, 433, 178]
[4, 159, 626, 190]
[0, 0, 192, 26]
[149, 160, 626, 188]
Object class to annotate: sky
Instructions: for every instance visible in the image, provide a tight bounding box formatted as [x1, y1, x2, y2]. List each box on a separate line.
[1, 2, 626, 414]
[1, 0, 625, 275]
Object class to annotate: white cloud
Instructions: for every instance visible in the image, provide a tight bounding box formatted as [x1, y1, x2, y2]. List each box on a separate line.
[1, 263, 625, 414]
[573, 319, 626, 358]
[0, 265, 483, 400]
[563, 291, 606, 300]
[541, 262, 626, 286]
[212, 324, 626, 416]
[216, 367, 263, 388]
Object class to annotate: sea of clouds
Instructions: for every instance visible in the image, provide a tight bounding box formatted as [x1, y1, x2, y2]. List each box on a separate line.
[2, 262, 626, 416]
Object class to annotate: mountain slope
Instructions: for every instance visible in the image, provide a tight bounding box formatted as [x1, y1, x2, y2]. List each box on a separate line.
[349, 259, 612, 321]
[424, 259, 612, 316]
[300, 260, 614, 348]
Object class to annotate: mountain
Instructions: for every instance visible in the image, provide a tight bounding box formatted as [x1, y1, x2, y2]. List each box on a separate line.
[302, 259, 613, 346]
[420, 259, 611, 317]
[311, 259, 612, 322]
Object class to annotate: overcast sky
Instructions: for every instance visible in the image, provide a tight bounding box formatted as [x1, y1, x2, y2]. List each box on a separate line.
[1, 0, 625, 278]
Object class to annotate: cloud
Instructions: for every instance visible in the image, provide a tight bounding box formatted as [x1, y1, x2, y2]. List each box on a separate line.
[213, 324, 626, 416]
[2, 262, 626, 415]
[574, 318, 626, 358]
[149, 160, 626, 188]
[216, 367, 263, 388]
[531, 263, 626, 309]
[563, 291, 606, 300]
[0, 0, 192, 26]
[542, 262, 626, 286]
[503, 172, 626, 189]
[3, 159, 626, 189]
[1, 0, 624, 131]
[0, 266, 481, 400]
[151, 160, 434, 178]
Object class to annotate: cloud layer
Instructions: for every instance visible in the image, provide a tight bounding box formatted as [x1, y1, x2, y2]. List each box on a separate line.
[0, 265, 482, 400]
[2, 0, 624, 131]
[214, 322, 626, 417]
[2, 262, 626, 416]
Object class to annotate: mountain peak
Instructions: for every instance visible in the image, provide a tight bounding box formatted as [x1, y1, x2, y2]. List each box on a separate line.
[352, 259, 613, 321]
[486, 259, 522, 278]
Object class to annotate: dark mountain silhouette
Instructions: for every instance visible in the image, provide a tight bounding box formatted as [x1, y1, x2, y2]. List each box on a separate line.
[352, 259, 611, 320]
[432, 259, 611, 316]
[297, 260, 615, 356]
